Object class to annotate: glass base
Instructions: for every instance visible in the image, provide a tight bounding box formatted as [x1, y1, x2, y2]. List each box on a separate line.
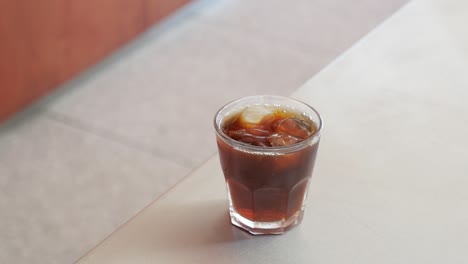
[229, 207, 304, 235]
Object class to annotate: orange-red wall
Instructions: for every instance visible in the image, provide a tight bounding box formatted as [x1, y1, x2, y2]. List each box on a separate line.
[0, 0, 190, 121]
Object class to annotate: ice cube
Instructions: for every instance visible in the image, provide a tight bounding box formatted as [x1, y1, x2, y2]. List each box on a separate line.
[275, 118, 312, 139]
[247, 127, 271, 136]
[239, 133, 268, 146]
[267, 133, 300, 147]
[227, 129, 269, 146]
[226, 129, 247, 140]
[239, 105, 273, 126]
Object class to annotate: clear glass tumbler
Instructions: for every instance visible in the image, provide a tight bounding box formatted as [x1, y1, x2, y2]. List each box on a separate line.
[214, 95, 322, 235]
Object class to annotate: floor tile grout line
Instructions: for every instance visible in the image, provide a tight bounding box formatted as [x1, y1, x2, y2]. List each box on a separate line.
[72, 152, 221, 264]
[44, 111, 194, 170]
[193, 17, 325, 62]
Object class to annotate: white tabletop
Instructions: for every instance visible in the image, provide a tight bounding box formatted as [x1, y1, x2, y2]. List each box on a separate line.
[77, 0, 468, 262]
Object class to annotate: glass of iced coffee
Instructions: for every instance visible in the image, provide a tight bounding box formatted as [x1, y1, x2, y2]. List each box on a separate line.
[214, 95, 322, 235]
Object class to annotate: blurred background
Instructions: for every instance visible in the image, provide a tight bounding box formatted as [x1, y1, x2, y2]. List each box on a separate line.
[0, 0, 407, 263]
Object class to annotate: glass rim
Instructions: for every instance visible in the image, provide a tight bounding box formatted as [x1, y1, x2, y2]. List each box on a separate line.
[214, 95, 323, 153]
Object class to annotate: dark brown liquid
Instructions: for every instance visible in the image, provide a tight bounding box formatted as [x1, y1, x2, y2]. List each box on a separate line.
[217, 107, 319, 222]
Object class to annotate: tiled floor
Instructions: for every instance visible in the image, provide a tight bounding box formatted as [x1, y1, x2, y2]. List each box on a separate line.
[0, 0, 407, 263]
